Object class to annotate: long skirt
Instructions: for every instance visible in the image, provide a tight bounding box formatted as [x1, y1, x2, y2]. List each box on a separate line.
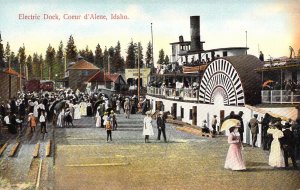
[224, 144, 246, 170]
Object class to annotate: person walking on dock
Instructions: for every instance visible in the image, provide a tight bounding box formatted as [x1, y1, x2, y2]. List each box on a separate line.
[124, 98, 131, 119]
[224, 122, 246, 171]
[143, 111, 154, 143]
[28, 113, 36, 132]
[157, 111, 167, 143]
[249, 114, 260, 147]
[106, 117, 113, 142]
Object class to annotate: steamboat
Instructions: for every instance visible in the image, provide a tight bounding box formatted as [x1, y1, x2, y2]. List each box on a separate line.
[146, 16, 300, 147]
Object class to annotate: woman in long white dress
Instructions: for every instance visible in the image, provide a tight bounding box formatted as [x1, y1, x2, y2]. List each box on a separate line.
[33, 101, 39, 118]
[267, 123, 285, 168]
[80, 101, 87, 116]
[95, 108, 102, 128]
[73, 103, 81, 120]
[102, 112, 108, 127]
[57, 109, 64, 127]
[116, 100, 120, 114]
[143, 111, 154, 143]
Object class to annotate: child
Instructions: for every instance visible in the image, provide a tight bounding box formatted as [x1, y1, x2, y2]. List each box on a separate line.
[28, 113, 36, 132]
[106, 117, 112, 142]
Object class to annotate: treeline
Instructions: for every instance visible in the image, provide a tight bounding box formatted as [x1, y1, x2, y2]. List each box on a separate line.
[0, 34, 170, 80]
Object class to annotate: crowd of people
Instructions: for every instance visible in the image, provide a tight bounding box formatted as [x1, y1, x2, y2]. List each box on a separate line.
[263, 79, 300, 92]
[0, 89, 152, 140]
[223, 112, 300, 171]
[1, 89, 299, 169]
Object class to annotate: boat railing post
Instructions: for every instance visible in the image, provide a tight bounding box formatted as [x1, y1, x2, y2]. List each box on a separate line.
[280, 90, 282, 104]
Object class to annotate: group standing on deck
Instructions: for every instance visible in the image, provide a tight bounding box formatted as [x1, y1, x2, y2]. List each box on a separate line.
[224, 113, 299, 171]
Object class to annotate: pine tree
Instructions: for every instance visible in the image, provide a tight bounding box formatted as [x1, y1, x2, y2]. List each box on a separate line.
[108, 46, 115, 73]
[94, 44, 103, 69]
[79, 46, 94, 63]
[145, 41, 152, 68]
[56, 41, 64, 78]
[103, 47, 109, 72]
[18, 45, 26, 75]
[26, 55, 33, 79]
[164, 55, 170, 65]
[45, 44, 56, 80]
[137, 42, 144, 68]
[39, 54, 44, 80]
[85, 46, 94, 63]
[32, 53, 40, 79]
[125, 41, 136, 69]
[78, 49, 85, 59]
[0, 33, 4, 70]
[113, 41, 125, 73]
[10, 52, 18, 71]
[65, 35, 77, 63]
[157, 49, 165, 65]
[5, 42, 10, 68]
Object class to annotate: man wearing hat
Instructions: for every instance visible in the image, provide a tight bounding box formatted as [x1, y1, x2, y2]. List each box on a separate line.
[211, 115, 218, 135]
[237, 111, 244, 143]
[281, 122, 298, 169]
[124, 98, 131, 119]
[110, 110, 118, 131]
[202, 120, 210, 133]
[249, 114, 261, 147]
[157, 111, 167, 142]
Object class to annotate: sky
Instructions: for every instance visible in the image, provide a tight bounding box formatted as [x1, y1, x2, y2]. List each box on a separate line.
[0, 0, 299, 62]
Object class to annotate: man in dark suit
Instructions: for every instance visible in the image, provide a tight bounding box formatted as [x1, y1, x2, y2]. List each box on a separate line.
[281, 124, 298, 169]
[249, 114, 260, 147]
[237, 111, 244, 143]
[157, 111, 167, 143]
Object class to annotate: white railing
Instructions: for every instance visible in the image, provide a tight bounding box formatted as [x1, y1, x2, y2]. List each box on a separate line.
[147, 86, 198, 100]
[261, 90, 300, 104]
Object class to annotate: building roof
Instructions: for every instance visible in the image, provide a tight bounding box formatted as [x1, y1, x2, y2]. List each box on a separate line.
[68, 59, 100, 70]
[88, 71, 113, 82]
[3, 68, 23, 77]
[106, 73, 122, 83]
[88, 72, 126, 84]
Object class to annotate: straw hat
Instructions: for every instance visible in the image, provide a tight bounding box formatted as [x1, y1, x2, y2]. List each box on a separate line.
[145, 111, 152, 115]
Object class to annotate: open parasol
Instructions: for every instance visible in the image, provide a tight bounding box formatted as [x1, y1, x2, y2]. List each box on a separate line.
[262, 80, 274, 87]
[220, 119, 240, 131]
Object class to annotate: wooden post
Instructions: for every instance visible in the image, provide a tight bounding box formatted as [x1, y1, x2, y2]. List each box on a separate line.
[156, 101, 162, 111]
[192, 106, 197, 126]
[172, 103, 177, 119]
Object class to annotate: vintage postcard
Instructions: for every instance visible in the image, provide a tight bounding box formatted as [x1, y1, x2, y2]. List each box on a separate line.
[0, 0, 300, 189]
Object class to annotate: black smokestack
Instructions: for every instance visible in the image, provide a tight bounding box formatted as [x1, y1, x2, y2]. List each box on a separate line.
[190, 16, 202, 51]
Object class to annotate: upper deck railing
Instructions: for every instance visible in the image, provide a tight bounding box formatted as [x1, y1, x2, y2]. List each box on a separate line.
[147, 86, 198, 101]
[261, 90, 300, 104]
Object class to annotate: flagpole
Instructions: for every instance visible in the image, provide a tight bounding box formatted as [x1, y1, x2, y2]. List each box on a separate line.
[151, 23, 154, 72]
[245, 31, 247, 55]
[138, 43, 140, 99]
